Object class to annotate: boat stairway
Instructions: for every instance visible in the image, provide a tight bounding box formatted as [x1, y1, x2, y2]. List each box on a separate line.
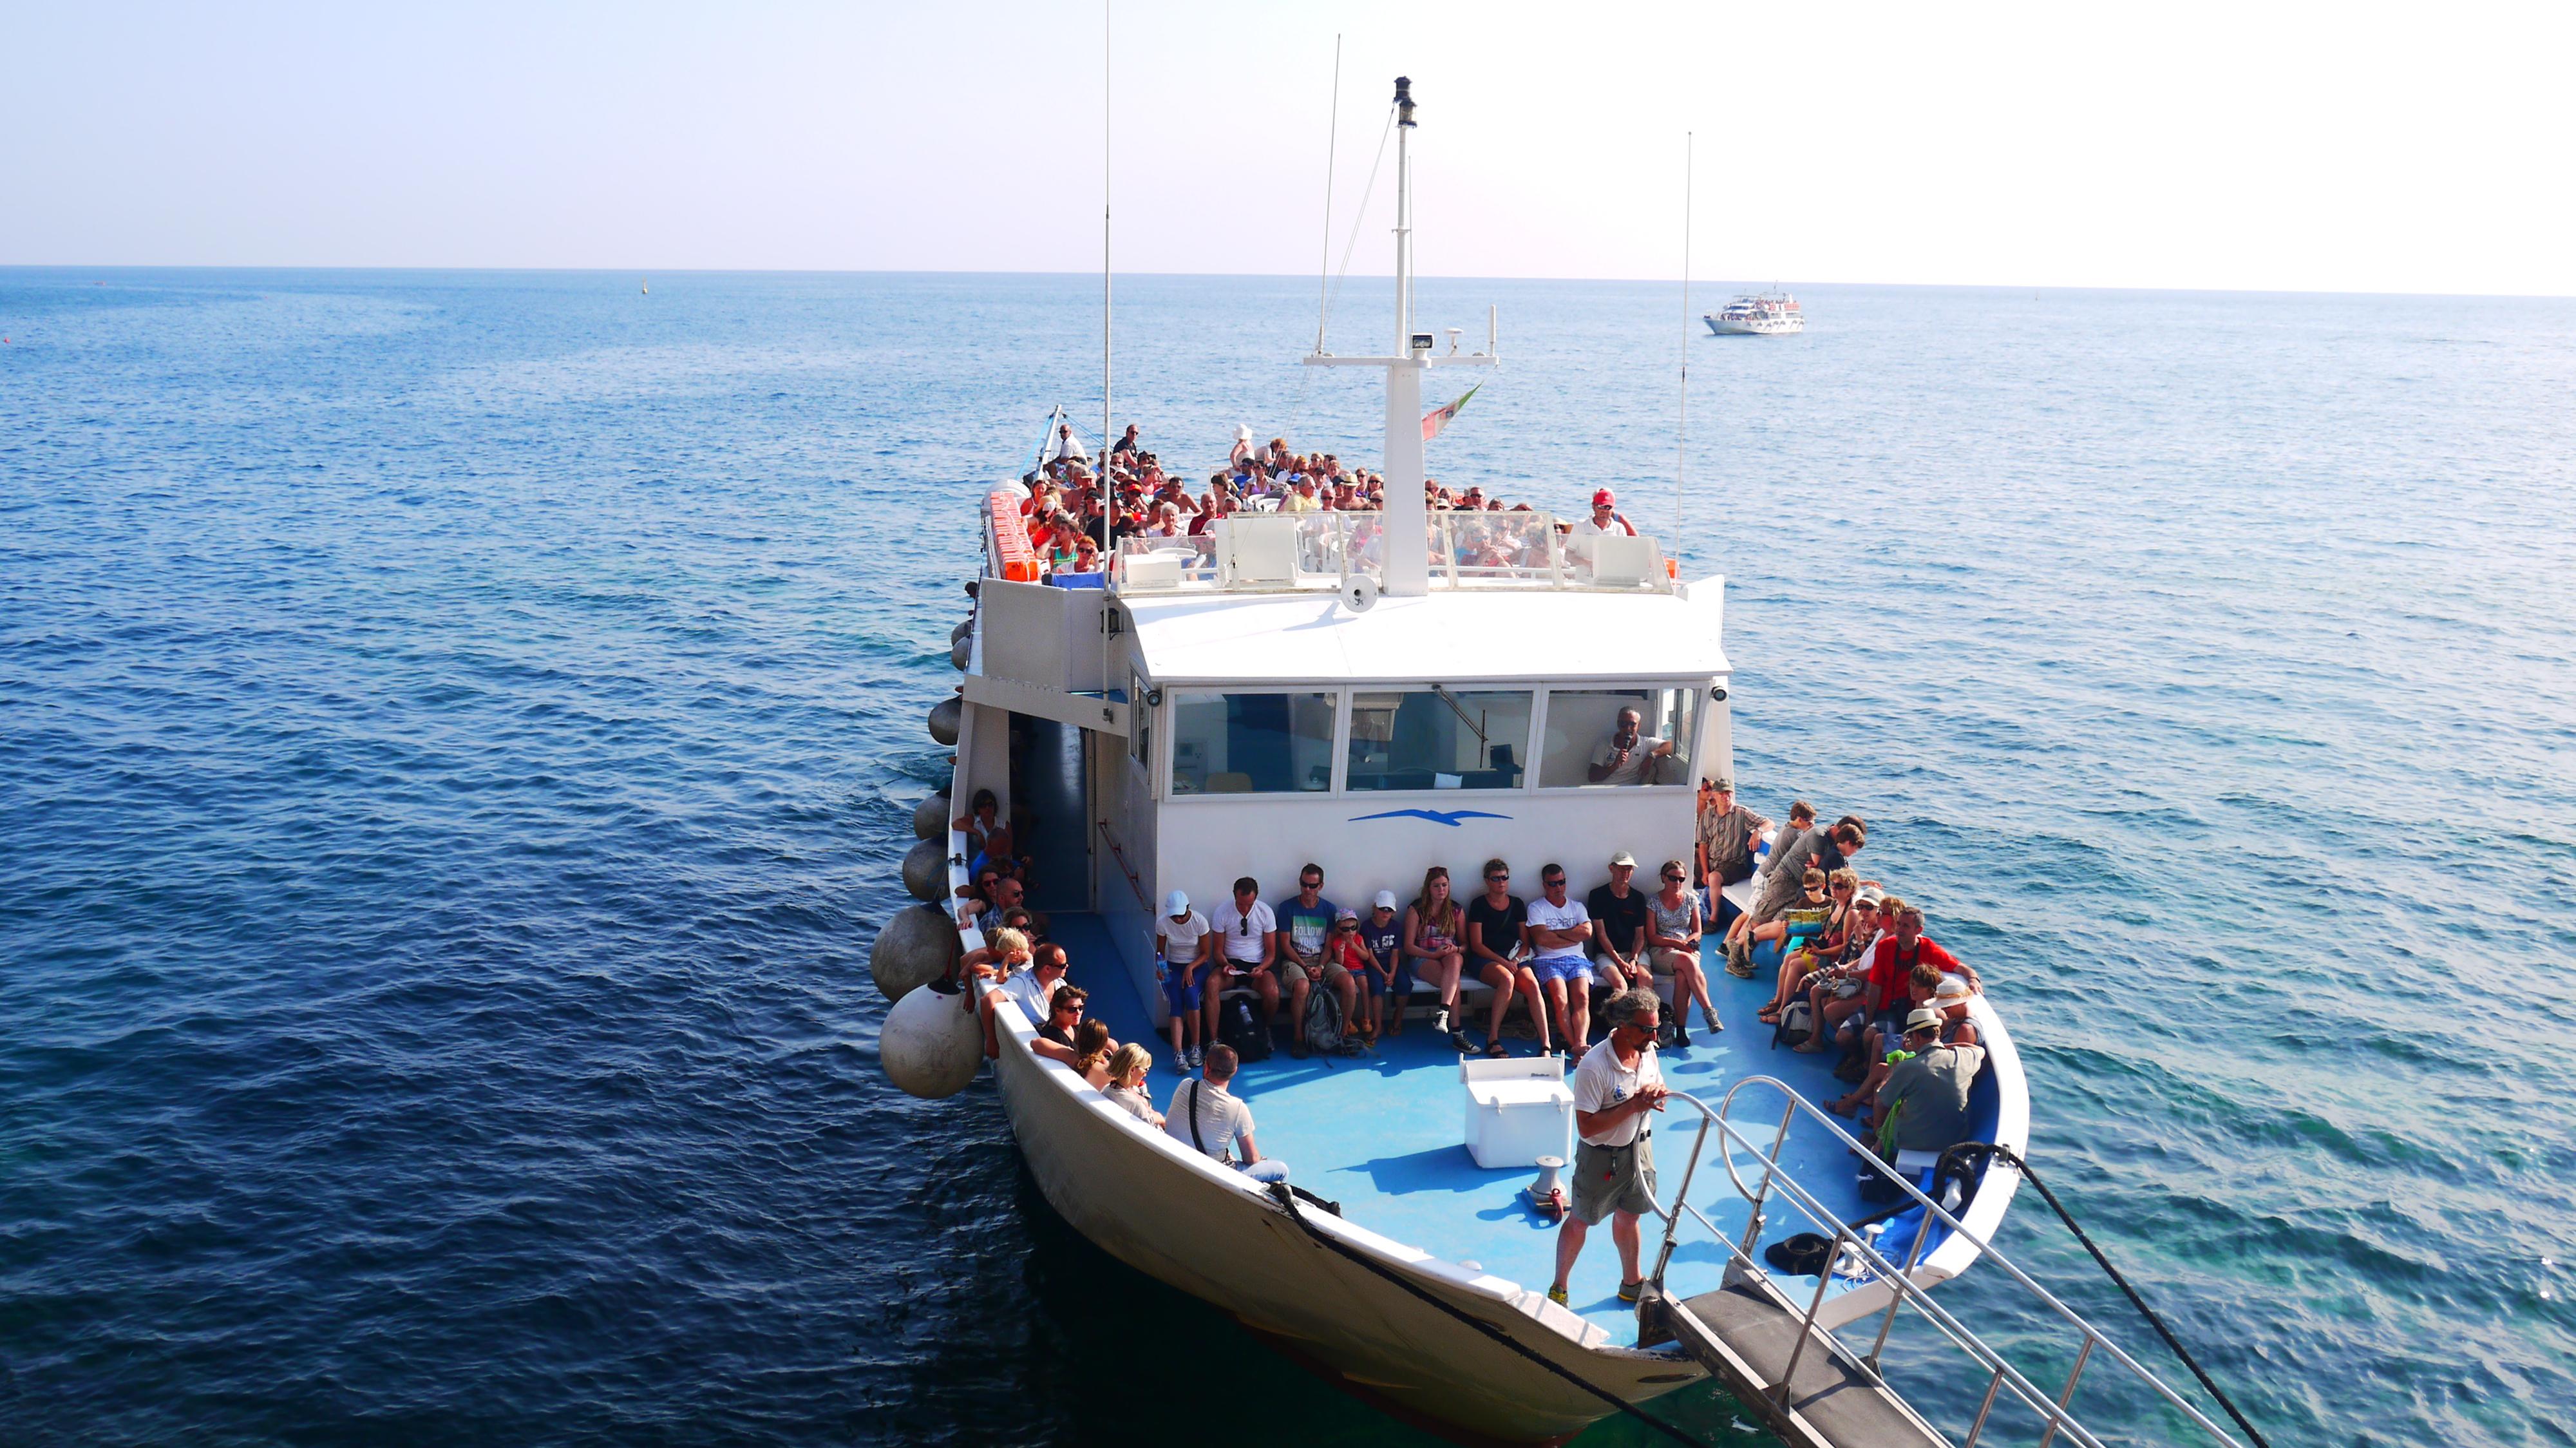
[1637, 1080, 2251, 1448]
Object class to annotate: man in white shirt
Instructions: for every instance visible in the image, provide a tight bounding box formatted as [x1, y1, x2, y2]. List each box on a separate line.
[1155, 889, 1215, 1071]
[1549, 988, 1669, 1307]
[1587, 707, 1674, 786]
[1565, 487, 1636, 567]
[1203, 875, 1280, 1047]
[1524, 863, 1596, 1053]
[981, 941, 1070, 1060]
[1164, 1044, 1261, 1166]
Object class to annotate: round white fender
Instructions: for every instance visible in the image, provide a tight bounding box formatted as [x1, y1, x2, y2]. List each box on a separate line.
[869, 902, 960, 1000]
[912, 792, 950, 841]
[927, 698, 961, 746]
[901, 839, 947, 904]
[880, 981, 981, 1099]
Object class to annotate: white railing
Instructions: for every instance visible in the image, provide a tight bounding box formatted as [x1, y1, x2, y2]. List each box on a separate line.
[1643, 1078, 2249, 1448]
[1107, 511, 1673, 596]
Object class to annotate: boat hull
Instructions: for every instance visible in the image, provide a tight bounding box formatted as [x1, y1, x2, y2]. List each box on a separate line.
[989, 1025, 1703, 1444]
[1705, 317, 1804, 336]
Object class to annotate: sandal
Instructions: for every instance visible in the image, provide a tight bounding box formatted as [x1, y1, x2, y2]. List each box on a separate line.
[1484, 1040, 1509, 1059]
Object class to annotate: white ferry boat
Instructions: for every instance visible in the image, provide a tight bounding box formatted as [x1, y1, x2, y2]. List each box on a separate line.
[1705, 293, 1804, 336]
[874, 78, 2253, 1448]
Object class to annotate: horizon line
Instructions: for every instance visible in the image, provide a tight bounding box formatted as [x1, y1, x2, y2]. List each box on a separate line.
[2, 263, 2570, 304]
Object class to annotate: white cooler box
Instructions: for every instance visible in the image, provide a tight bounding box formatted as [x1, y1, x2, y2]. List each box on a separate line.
[1459, 1056, 1575, 1168]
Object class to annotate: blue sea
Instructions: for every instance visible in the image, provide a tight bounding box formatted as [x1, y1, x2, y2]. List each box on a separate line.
[3, 269, 2572, 1445]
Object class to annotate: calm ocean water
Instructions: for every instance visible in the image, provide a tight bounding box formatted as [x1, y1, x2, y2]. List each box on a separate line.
[3, 268, 2572, 1446]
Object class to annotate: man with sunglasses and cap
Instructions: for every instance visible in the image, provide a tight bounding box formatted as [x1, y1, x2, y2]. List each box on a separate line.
[1155, 889, 1214, 1072]
[1548, 987, 1669, 1308]
[1566, 486, 1636, 571]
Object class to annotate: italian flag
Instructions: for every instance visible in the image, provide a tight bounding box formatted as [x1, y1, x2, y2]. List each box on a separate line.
[1421, 382, 1482, 442]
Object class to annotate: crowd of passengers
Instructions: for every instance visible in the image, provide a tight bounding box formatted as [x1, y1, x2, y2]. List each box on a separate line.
[944, 775, 1992, 1305]
[951, 775, 1987, 1173]
[1007, 421, 1648, 577]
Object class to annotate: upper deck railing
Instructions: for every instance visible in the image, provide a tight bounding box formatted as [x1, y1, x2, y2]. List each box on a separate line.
[1097, 510, 1676, 597]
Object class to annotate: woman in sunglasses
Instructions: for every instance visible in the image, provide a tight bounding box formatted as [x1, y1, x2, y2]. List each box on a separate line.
[1646, 859, 1718, 1046]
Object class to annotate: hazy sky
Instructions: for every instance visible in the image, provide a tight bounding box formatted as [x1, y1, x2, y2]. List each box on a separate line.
[7, 1, 2570, 294]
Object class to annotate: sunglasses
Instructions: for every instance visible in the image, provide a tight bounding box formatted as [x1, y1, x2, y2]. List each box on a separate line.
[1486, 873, 1509, 882]
[1542, 877, 1566, 888]
[1663, 873, 1685, 882]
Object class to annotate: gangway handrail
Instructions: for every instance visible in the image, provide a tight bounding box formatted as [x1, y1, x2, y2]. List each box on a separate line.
[1639, 1079, 2248, 1448]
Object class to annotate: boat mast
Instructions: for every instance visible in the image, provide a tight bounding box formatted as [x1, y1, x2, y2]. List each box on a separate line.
[1302, 74, 1493, 601]
[1380, 77, 1427, 596]
[1101, 0, 1113, 564]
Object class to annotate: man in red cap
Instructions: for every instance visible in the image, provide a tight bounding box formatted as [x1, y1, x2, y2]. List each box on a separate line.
[1568, 488, 1637, 569]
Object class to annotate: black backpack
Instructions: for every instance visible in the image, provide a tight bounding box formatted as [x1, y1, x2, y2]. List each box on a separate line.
[1217, 993, 1271, 1062]
[1303, 978, 1349, 1056]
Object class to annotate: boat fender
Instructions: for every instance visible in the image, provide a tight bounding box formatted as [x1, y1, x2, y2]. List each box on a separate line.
[912, 792, 951, 841]
[949, 634, 972, 670]
[927, 698, 961, 747]
[951, 620, 973, 646]
[901, 839, 949, 904]
[880, 980, 982, 1099]
[869, 902, 960, 1000]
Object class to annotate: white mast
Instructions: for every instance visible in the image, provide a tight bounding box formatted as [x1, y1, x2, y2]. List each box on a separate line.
[1302, 75, 1493, 600]
[1101, 0, 1113, 562]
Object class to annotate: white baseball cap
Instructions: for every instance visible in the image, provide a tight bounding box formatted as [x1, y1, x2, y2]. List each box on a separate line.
[1372, 890, 1399, 910]
[1163, 889, 1189, 915]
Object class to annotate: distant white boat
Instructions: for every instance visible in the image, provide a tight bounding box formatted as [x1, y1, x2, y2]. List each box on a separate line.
[1705, 292, 1802, 336]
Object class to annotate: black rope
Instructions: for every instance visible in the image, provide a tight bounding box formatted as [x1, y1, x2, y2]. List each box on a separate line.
[1265, 1181, 1706, 1447]
[1952, 1143, 2272, 1448]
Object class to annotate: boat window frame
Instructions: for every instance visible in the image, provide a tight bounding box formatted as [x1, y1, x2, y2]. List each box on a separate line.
[1151, 680, 1714, 803]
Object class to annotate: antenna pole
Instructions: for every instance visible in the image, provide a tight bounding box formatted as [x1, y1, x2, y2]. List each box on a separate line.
[1675, 131, 1692, 559]
[1379, 76, 1427, 598]
[1101, 0, 1113, 563]
[1316, 35, 1341, 354]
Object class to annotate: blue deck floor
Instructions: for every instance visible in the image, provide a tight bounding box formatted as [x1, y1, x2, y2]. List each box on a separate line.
[1049, 913, 1873, 1344]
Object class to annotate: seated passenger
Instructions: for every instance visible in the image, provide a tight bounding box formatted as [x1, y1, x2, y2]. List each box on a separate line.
[1566, 487, 1637, 567]
[977, 938, 1066, 1059]
[1873, 1009, 1989, 1156]
[1526, 864, 1596, 1051]
[1768, 888, 1878, 1025]
[1647, 858, 1718, 1046]
[1586, 852, 1656, 993]
[1403, 867, 1472, 1049]
[1587, 707, 1676, 786]
[1034, 984, 1090, 1061]
[952, 786, 999, 860]
[1323, 906, 1382, 1043]
[1155, 890, 1213, 1073]
[1202, 877, 1279, 1048]
[1103, 1043, 1163, 1127]
[1164, 1044, 1262, 1168]
[1273, 864, 1357, 1060]
[1070, 1017, 1115, 1087]
[1731, 821, 1864, 974]
[1356, 890, 1408, 1039]
[1694, 777, 1771, 928]
[1466, 859, 1548, 1058]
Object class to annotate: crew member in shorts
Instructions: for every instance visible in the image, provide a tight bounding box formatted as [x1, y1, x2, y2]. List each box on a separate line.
[1549, 988, 1669, 1307]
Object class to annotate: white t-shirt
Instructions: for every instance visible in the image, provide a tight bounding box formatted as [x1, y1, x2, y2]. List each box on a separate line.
[1156, 910, 1213, 969]
[1209, 899, 1276, 963]
[1526, 897, 1591, 964]
[1571, 1036, 1664, 1147]
[1164, 1078, 1256, 1161]
[996, 968, 1061, 1025]
[1566, 512, 1635, 563]
[1589, 732, 1667, 786]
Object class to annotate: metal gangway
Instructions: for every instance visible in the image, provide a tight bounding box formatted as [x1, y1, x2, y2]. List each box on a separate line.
[1636, 1077, 2255, 1448]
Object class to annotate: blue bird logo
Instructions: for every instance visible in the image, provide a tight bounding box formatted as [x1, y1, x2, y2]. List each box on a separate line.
[1347, 808, 1512, 828]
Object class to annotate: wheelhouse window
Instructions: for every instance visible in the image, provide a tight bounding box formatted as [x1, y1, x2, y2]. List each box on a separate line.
[1537, 687, 1696, 788]
[1345, 689, 1532, 792]
[1169, 691, 1335, 795]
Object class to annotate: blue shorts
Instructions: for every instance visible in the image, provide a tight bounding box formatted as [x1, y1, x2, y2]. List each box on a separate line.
[1162, 964, 1204, 1016]
[1533, 953, 1591, 987]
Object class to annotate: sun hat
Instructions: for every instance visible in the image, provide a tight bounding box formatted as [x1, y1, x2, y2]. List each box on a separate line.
[1591, 488, 1616, 507]
[1931, 975, 1971, 1003]
[1709, 775, 1732, 791]
[1372, 890, 1399, 911]
[1608, 850, 1638, 868]
[1905, 1007, 1945, 1034]
[1163, 889, 1189, 915]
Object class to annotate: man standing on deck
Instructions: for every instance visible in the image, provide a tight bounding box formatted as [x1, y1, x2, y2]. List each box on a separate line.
[1549, 989, 1668, 1308]
[1694, 777, 1770, 929]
